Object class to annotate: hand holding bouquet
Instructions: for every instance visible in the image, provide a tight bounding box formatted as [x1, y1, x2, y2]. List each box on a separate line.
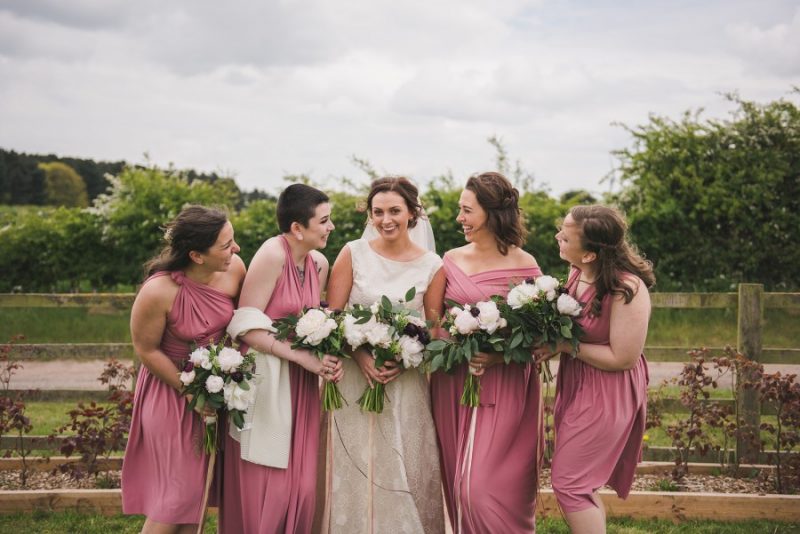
[343, 287, 430, 414]
[179, 338, 257, 454]
[273, 306, 347, 411]
[425, 297, 507, 407]
[503, 275, 583, 381]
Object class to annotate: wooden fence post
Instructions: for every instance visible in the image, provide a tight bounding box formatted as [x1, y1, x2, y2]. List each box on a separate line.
[737, 283, 763, 462]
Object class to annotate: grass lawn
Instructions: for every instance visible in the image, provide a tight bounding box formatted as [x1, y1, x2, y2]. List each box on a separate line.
[0, 512, 795, 533]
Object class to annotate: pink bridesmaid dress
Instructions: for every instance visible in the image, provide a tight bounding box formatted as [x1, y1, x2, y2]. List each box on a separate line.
[551, 268, 649, 512]
[122, 270, 235, 524]
[219, 235, 322, 534]
[430, 256, 544, 533]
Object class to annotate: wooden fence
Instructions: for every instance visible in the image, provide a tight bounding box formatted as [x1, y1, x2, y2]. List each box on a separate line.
[1, 283, 799, 460]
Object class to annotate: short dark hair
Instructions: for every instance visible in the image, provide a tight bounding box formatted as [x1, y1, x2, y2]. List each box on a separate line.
[144, 205, 229, 278]
[277, 184, 330, 233]
[366, 176, 422, 228]
[465, 171, 527, 255]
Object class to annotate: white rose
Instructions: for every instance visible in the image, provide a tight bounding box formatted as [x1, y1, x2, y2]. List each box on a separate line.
[398, 335, 424, 368]
[205, 375, 225, 394]
[449, 306, 462, 317]
[296, 309, 337, 346]
[224, 382, 255, 412]
[189, 347, 211, 370]
[453, 309, 480, 335]
[179, 370, 195, 385]
[475, 300, 503, 333]
[217, 347, 244, 373]
[556, 293, 582, 317]
[507, 283, 538, 309]
[369, 302, 380, 314]
[342, 314, 367, 348]
[535, 275, 560, 301]
[365, 321, 392, 348]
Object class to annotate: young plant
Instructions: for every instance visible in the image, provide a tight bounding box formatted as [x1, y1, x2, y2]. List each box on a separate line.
[757, 371, 800, 494]
[0, 335, 33, 487]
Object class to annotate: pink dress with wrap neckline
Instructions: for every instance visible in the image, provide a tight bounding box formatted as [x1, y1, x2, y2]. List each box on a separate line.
[430, 255, 544, 534]
[219, 235, 322, 534]
[122, 270, 235, 524]
[551, 267, 649, 513]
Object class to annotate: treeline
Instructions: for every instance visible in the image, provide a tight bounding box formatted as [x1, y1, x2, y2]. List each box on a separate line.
[1, 92, 798, 293]
[0, 149, 273, 208]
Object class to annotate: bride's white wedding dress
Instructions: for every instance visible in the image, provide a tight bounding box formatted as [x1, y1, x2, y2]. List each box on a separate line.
[321, 238, 445, 533]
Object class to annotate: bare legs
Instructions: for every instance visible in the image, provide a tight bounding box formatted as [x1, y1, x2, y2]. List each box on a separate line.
[563, 492, 606, 534]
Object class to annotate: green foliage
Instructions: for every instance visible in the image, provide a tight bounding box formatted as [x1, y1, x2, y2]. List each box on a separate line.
[229, 199, 278, 265]
[39, 162, 89, 207]
[611, 91, 800, 290]
[91, 166, 240, 284]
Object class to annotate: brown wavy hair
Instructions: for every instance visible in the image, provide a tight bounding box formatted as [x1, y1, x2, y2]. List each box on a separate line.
[366, 176, 422, 228]
[465, 171, 527, 255]
[143, 205, 229, 278]
[568, 205, 655, 316]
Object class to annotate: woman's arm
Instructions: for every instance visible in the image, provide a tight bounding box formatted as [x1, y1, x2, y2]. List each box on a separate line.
[130, 278, 183, 391]
[325, 244, 352, 310]
[424, 266, 446, 328]
[567, 276, 650, 371]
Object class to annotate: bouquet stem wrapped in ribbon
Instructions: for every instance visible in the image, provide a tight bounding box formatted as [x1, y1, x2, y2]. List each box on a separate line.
[274, 306, 347, 411]
[343, 287, 429, 414]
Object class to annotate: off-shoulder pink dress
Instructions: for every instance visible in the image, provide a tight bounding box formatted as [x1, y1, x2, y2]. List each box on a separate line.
[122, 270, 235, 524]
[551, 268, 649, 512]
[219, 235, 322, 534]
[430, 256, 544, 533]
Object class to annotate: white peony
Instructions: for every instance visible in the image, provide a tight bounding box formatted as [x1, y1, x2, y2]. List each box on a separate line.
[342, 314, 368, 348]
[406, 315, 427, 328]
[224, 382, 255, 411]
[364, 321, 392, 348]
[189, 347, 212, 370]
[217, 347, 244, 372]
[453, 309, 480, 335]
[398, 335, 425, 368]
[556, 293, 582, 317]
[507, 283, 538, 309]
[475, 300, 503, 333]
[369, 302, 380, 314]
[179, 370, 195, 385]
[296, 308, 337, 346]
[205, 375, 225, 394]
[535, 275, 560, 301]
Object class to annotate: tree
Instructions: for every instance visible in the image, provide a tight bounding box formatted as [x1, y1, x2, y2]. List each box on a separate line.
[610, 91, 800, 290]
[39, 162, 89, 207]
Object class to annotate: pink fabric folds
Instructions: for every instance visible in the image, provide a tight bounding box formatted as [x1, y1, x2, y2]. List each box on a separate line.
[219, 235, 322, 534]
[551, 268, 649, 513]
[430, 256, 544, 533]
[122, 270, 235, 524]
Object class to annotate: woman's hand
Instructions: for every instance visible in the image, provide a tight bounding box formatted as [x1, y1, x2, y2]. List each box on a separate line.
[533, 341, 575, 363]
[296, 349, 344, 382]
[322, 354, 344, 383]
[353, 349, 384, 387]
[469, 351, 504, 377]
[184, 393, 217, 418]
[376, 359, 402, 384]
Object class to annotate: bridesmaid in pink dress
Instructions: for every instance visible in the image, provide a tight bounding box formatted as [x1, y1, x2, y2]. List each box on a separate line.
[535, 205, 654, 534]
[122, 206, 245, 533]
[219, 184, 343, 534]
[428, 172, 544, 533]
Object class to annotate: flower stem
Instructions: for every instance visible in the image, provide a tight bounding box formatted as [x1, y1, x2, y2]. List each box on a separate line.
[460, 374, 481, 407]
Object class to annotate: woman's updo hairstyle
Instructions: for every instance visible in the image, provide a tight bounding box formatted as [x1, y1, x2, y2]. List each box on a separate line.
[465, 171, 527, 255]
[366, 176, 423, 228]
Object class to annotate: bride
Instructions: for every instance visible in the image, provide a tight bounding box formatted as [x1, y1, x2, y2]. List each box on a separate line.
[322, 176, 445, 533]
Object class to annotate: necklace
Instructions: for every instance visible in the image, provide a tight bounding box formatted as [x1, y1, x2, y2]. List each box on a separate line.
[578, 277, 596, 285]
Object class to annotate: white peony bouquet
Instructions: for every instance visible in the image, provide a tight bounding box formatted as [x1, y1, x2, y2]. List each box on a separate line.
[501, 275, 583, 382]
[273, 305, 347, 411]
[425, 297, 508, 407]
[343, 287, 431, 414]
[180, 338, 257, 454]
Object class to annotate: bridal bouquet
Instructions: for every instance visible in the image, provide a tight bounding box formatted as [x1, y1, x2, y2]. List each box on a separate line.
[425, 298, 507, 407]
[343, 287, 430, 414]
[273, 306, 347, 411]
[179, 337, 257, 454]
[502, 275, 583, 381]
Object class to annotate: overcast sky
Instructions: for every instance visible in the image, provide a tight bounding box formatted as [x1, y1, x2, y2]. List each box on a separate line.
[1, 0, 798, 197]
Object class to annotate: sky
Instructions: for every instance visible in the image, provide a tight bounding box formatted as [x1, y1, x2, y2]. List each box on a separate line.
[1, 0, 798, 197]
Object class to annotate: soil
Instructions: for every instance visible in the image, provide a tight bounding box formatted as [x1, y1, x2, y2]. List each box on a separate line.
[0, 467, 781, 495]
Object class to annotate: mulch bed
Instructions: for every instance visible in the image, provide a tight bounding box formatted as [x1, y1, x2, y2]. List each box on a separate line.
[0, 467, 782, 495]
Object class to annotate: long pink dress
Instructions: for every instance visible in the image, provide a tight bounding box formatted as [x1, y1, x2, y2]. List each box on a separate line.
[551, 268, 649, 512]
[430, 256, 543, 534]
[122, 270, 235, 524]
[219, 235, 322, 534]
